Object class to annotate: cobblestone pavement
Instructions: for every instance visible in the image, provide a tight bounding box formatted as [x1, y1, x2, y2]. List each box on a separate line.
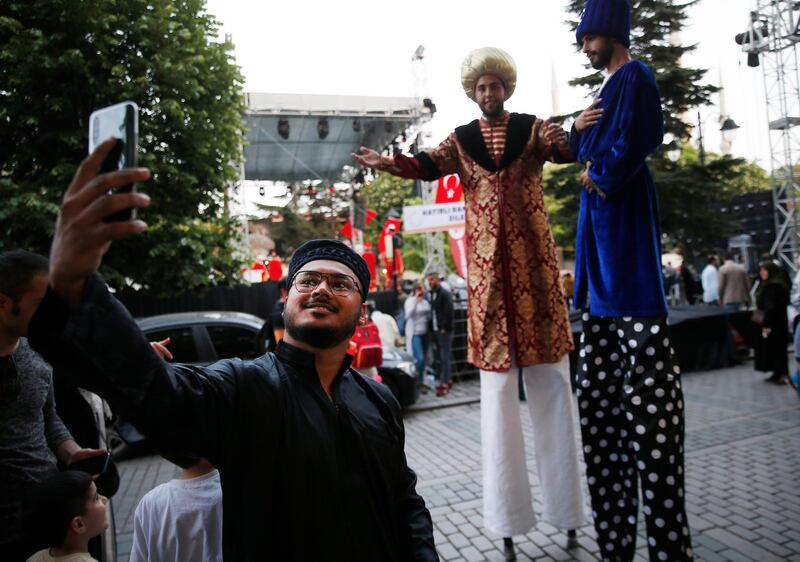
[114, 360, 800, 561]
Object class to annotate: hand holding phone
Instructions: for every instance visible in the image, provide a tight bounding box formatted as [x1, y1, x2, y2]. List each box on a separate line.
[68, 450, 111, 476]
[88, 101, 139, 222]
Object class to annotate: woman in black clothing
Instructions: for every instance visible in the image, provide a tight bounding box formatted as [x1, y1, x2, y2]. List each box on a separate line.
[755, 261, 791, 384]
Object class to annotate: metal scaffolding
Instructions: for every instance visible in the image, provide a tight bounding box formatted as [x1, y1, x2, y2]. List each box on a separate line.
[744, 1, 800, 272]
[411, 45, 448, 276]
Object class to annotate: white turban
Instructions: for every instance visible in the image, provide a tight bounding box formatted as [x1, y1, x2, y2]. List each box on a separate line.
[461, 47, 517, 101]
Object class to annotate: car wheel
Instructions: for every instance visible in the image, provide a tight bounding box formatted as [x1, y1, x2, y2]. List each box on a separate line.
[382, 372, 402, 405]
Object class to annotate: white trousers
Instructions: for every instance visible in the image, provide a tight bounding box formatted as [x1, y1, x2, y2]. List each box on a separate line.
[480, 355, 587, 536]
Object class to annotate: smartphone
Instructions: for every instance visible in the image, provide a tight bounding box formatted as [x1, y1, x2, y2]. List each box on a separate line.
[68, 451, 111, 476]
[88, 101, 139, 222]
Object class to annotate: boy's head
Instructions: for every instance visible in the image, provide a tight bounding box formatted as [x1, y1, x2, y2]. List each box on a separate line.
[27, 471, 108, 548]
[161, 450, 204, 470]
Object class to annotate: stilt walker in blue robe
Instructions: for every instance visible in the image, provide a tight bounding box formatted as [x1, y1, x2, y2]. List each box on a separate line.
[568, 1, 694, 560]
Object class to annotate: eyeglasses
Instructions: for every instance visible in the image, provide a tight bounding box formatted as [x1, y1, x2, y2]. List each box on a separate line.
[292, 271, 359, 296]
[0, 354, 19, 402]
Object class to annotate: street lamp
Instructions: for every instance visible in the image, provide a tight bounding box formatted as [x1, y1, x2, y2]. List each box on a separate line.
[720, 117, 741, 153]
[663, 133, 681, 162]
[697, 112, 741, 166]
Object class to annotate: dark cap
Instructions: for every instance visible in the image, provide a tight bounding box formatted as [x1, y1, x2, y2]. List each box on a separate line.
[288, 239, 371, 301]
[575, 0, 631, 48]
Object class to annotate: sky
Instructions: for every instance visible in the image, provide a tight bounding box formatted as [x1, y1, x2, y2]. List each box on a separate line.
[204, 0, 770, 172]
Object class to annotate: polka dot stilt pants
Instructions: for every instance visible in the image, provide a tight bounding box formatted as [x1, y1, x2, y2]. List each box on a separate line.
[576, 313, 693, 562]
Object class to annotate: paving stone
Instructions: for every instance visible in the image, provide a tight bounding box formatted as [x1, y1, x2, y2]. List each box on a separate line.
[459, 545, 485, 562]
[757, 526, 791, 545]
[727, 524, 760, 542]
[470, 535, 494, 552]
[691, 546, 728, 562]
[705, 528, 787, 562]
[542, 544, 571, 561]
[517, 540, 545, 559]
[460, 522, 481, 538]
[729, 513, 759, 530]
[448, 532, 470, 549]
[436, 520, 458, 535]
[755, 537, 794, 558]
[436, 543, 459, 561]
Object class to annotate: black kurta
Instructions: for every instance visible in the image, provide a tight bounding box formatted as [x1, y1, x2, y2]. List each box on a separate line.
[29, 275, 438, 562]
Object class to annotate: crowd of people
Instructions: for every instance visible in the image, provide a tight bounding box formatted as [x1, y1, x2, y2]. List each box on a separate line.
[6, 1, 800, 561]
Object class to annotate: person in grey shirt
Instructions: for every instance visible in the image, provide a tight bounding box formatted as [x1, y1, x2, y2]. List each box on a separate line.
[0, 250, 105, 562]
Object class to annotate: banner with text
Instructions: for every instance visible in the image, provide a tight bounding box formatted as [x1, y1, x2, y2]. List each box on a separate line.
[402, 202, 465, 234]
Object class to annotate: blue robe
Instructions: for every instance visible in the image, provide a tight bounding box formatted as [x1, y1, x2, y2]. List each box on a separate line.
[569, 60, 668, 317]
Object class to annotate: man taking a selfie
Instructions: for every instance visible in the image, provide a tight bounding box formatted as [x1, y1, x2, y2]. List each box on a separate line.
[28, 139, 438, 561]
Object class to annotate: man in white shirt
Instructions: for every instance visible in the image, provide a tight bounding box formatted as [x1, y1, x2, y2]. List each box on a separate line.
[366, 301, 401, 349]
[129, 454, 222, 562]
[701, 255, 720, 304]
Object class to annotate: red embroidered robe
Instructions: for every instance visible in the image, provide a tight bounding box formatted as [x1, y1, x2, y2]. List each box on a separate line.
[393, 113, 573, 371]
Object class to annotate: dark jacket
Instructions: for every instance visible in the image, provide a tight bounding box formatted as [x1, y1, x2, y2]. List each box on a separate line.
[427, 286, 454, 333]
[29, 275, 438, 562]
[754, 276, 790, 375]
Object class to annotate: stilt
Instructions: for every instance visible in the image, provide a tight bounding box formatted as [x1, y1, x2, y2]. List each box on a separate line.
[566, 529, 578, 549]
[503, 537, 516, 561]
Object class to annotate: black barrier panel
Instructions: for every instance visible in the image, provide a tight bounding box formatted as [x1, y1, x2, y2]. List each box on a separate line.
[567, 307, 756, 391]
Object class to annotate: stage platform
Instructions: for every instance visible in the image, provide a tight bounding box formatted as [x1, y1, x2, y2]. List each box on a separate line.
[569, 305, 754, 374]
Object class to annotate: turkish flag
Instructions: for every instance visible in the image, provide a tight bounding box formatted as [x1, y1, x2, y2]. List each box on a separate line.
[436, 174, 463, 204]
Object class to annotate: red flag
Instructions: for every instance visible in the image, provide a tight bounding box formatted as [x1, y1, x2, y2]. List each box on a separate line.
[365, 209, 378, 226]
[436, 174, 463, 204]
[361, 251, 377, 291]
[339, 219, 353, 239]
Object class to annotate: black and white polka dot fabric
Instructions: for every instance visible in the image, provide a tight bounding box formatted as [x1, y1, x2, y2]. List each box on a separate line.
[576, 313, 693, 562]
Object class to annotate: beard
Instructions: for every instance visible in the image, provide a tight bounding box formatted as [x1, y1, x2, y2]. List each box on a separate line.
[478, 99, 504, 119]
[588, 38, 613, 70]
[284, 301, 362, 350]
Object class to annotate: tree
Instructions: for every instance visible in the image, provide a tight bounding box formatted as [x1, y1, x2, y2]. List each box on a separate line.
[361, 172, 441, 274]
[0, 0, 245, 296]
[545, 0, 770, 261]
[253, 182, 353, 254]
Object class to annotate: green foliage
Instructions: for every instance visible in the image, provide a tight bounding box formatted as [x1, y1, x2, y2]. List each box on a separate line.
[254, 183, 352, 254]
[543, 163, 584, 250]
[545, 0, 771, 261]
[0, 0, 246, 297]
[361, 172, 417, 243]
[360, 172, 458, 275]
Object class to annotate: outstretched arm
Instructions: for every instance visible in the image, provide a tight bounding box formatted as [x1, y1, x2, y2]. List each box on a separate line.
[352, 147, 404, 175]
[353, 134, 460, 181]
